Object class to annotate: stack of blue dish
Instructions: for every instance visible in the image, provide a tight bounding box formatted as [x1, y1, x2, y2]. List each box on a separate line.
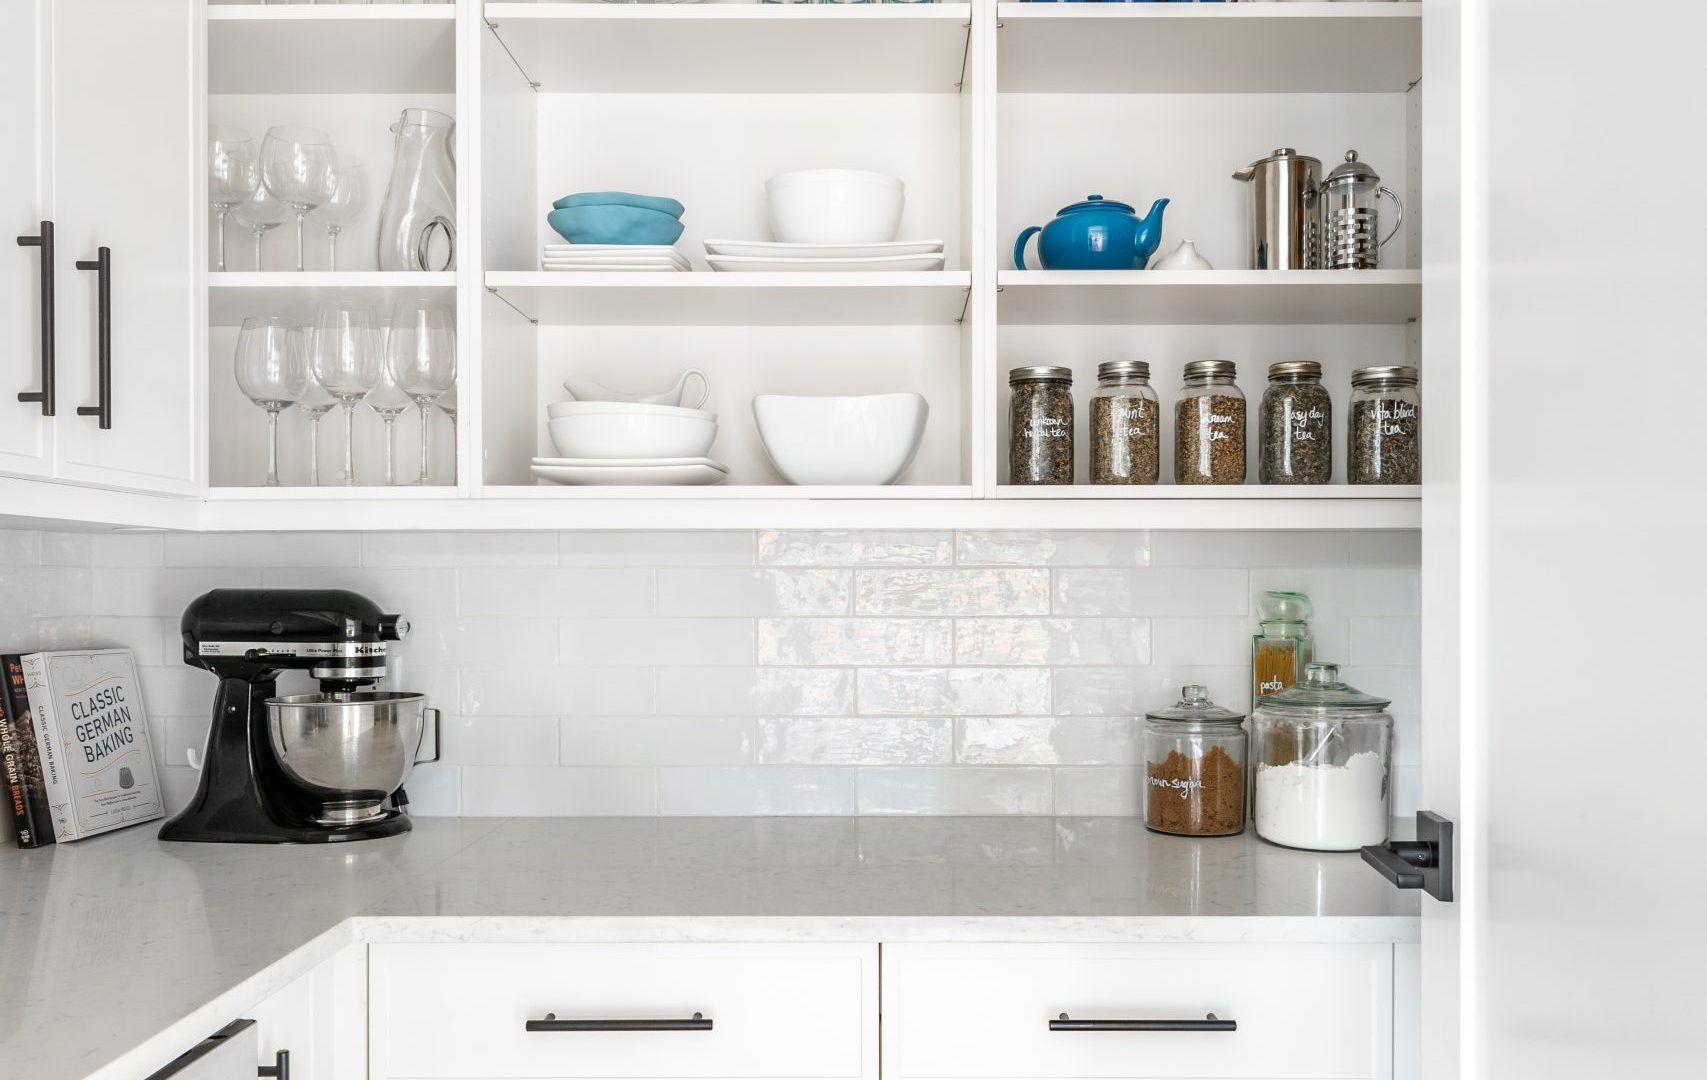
[547, 192, 686, 246]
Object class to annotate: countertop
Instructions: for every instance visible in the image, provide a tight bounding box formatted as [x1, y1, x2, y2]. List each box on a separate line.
[0, 816, 1418, 1080]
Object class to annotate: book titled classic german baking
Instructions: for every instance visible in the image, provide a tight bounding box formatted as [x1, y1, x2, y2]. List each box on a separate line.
[11, 650, 161, 843]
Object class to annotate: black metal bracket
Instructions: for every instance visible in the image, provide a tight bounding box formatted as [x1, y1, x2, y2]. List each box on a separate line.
[258, 1048, 289, 1080]
[75, 246, 111, 428]
[1361, 810, 1454, 902]
[16, 220, 54, 415]
[527, 1012, 712, 1032]
[1051, 1013, 1236, 1033]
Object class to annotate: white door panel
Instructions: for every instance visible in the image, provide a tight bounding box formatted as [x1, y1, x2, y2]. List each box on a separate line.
[0, 0, 54, 477]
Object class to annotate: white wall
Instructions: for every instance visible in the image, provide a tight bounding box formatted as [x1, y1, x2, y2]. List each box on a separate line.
[0, 527, 1418, 820]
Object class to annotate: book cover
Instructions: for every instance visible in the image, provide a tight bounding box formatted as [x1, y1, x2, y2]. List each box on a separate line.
[20, 649, 161, 841]
[0, 654, 55, 848]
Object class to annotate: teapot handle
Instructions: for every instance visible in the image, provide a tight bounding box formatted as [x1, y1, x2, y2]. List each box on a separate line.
[1013, 226, 1042, 271]
[1376, 187, 1405, 250]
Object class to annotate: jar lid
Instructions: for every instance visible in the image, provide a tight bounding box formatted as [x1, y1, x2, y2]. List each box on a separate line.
[1256, 589, 1312, 624]
[1009, 365, 1074, 385]
[1146, 684, 1244, 725]
[1352, 365, 1419, 388]
[1096, 360, 1150, 382]
[1259, 662, 1390, 711]
[1324, 149, 1381, 187]
[1267, 360, 1322, 381]
[1182, 360, 1236, 381]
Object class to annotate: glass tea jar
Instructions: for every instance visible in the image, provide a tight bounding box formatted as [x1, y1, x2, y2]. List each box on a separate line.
[1252, 589, 1313, 705]
[1174, 360, 1246, 485]
[1008, 366, 1075, 484]
[1143, 685, 1247, 837]
[1251, 663, 1393, 851]
[1258, 361, 1332, 484]
[1090, 360, 1159, 485]
[1348, 365, 1420, 484]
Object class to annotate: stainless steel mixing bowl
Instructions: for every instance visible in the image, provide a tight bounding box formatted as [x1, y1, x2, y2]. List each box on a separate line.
[266, 691, 439, 824]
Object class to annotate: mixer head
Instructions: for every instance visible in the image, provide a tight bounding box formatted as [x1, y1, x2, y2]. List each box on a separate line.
[182, 588, 409, 688]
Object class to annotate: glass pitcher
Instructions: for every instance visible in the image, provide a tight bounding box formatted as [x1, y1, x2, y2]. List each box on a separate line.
[377, 108, 456, 272]
[1322, 150, 1404, 270]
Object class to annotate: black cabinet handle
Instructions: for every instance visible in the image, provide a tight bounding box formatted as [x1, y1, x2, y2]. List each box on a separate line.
[258, 1049, 290, 1080]
[1051, 1013, 1236, 1033]
[75, 246, 111, 429]
[527, 1012, 712, 1032]
[15, 220, 54, 415]
[1361, 810, 1455, 903]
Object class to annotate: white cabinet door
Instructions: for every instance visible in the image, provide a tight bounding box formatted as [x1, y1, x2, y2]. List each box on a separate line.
[0, 0, 54, 477]
[143, 1020, 260, 1080]
[47, 0, 199, 495]
[248, 968, 318, 1080]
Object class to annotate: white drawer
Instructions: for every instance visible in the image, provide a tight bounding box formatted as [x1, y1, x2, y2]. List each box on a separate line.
[883, 943, 1393, 1080]
[370, 942, 877, 1080]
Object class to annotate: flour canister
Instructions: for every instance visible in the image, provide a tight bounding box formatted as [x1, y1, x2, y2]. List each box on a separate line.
[1231, 148, 1322, 270]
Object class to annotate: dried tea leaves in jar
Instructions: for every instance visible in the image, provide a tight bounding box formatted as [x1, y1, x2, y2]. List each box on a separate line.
[1090, 360, 1159, 485]
[1259, 361, 1333, 484]
[1174, 360, 1246, 485]
[1008, 366, 1075, 484]
[1349, 365, 1420, 484]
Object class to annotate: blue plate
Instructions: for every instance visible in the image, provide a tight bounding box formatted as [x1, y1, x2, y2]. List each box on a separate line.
[551, 191, 686, 219]
[547, 205, 686, 246]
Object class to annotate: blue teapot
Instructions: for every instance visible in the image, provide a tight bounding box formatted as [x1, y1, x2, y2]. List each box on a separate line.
[1013, 195, 1170, 271]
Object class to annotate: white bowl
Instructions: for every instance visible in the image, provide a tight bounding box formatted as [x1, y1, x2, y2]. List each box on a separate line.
[752, 393, 928, 486]
[547, 407, 717, 460]
[546, 400, 716, 422]
[765, 169, 905, 245]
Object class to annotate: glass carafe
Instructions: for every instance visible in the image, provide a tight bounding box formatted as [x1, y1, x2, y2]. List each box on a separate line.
[377, 108, 456, 272]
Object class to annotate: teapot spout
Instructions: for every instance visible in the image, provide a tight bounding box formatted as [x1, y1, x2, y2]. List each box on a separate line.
[1133, 198, 1170, 266]
[1140, 197, 1170, 226]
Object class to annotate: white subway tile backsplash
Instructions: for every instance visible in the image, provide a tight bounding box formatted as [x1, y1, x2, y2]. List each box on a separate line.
[1349, 617, 1424, 666]
[1147, 617, 1253, 668]
[561, 717, 755, 767]
[90, 532, 163, 567]
[956, 717, 1142, 766]
[758, 530, 952, 566]
[462, 666, 653, 717]
[859, 668, 1051, 716]
[1052, 666, 1250, 717]
[1152, 530, 1349, 568]
[759, 618, 951, 666]
[758, 717, 951, 765]
[40, 531, 91, 567]
[1054, 568, 1250, 617]
[954, 618, 1150, 666]
[560, 531, 756, 567]
[402, 762, 461, 816]
[956, 531, 1150, 567]
[1249, 568, 1421, 617]
[1052, 767, 1143, 816]
[857, 767, 1052, 815]
[460, 568, 654, 617]
[855, 569, 1049, 616]
[463, 766, 657, 816]
[659, 767, 856, 815]
[658, 569, 849, 616]
[164, 532, 360, 567]
[90, 616, 180, 666]
[0, 531, 40, 565]
[364, 531, 557, 567]
[439, 716, 560, 766]
[261, 567, 459, 618]
[563, 618, 755, 667]
[656, 667, 853, 716]
[1349, 530, 1423, 567]
[401, 618, 559, 668]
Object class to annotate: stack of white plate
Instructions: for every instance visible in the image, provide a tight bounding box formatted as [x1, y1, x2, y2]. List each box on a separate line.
[541, 245, 691, 272]
[702, 238, 944, 273]
[534, 401, 728, 486]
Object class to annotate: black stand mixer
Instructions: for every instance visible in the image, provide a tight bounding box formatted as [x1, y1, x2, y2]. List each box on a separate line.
[160, 588, 437, 845]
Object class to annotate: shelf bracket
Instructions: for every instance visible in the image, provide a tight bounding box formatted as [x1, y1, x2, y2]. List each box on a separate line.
[954, 285, 972, 325]
[484, 19, 541, 92]
[955, 21, 973, 91]
[486, 286, 540, 327]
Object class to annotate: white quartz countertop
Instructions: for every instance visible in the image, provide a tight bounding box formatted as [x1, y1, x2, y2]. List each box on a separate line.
[1, 816, 1418, 1080]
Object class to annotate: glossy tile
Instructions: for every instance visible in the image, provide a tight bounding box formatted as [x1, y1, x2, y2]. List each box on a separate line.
[658, 569, 849, 616]
[758, 717, 952, 765]
[858, 668, 1051, 716]
[561, 717, 756, 766]
[953, 618, 1150, 666]
[758, 618, 951, 666]
[1054, 568, 1250, 617]
[857, 767, 1053, 815]
[955, 531, 1151, 567]
[855, 569, 1049, 616]
[758, 530, 953, 566]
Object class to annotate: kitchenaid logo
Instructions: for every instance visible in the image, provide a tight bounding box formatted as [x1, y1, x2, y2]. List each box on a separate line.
[199, 641, 389, 658]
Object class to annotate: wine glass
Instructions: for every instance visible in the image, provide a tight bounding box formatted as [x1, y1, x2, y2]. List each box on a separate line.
[386, 300, 457, 486]
[260, 126, 338, 272]
[315, 158, 366, 271]
[438, 394, 458, 484]
[309, 301, 382, 485]
[209, 126, 257, 273]
[231, 182, 291, 271]
[234, 316, 307, 487]
[366, 363, 412, 486]
[297, 365, 336, 486]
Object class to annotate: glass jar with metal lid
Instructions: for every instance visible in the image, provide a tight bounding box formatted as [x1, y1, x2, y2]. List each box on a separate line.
[1259, 360, 1333, 485]
[1322, 150, 1405, 270]
[1348, 365, 1419, 484]
[1008, 366, 1075, 484]
[1174, 360, 1246, 485]
[1251, 662, 1393, 851]
[1090, 360, 1159, 485]
[1143, 685, 1247, 837]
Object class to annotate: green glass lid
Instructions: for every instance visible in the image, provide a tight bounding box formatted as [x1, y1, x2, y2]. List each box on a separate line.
[1146, 684, 1244, 724]
[1260, 662, 1390, 710]
[1256, 589, 1312, 624]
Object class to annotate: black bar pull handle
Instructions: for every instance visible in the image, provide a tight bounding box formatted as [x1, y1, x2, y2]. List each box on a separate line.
[16, 220, 54, 415]
[258, 1048, 290, 1080]
[75, 246, 111, 429]
[1051, 1013, 1236, 1033]
[527, 1012, 713, 1033]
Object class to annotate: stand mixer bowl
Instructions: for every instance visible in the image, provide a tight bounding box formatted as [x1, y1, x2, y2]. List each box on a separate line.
[266, 691, 436, 825]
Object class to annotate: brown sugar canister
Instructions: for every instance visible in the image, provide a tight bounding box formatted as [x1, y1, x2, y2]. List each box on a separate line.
[1143, 685, 1247, 837]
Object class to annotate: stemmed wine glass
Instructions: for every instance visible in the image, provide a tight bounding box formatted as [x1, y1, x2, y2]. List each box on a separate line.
[315, 159, 366, 271]
[232, 183, 291, 271]
[438, 395, 458, 484]
[260, 126, 338, 272]
[386, 300, 457, 486]
[366, 363, 412, 486]
[234, 316, 307, 487]
[297, 363, 336, 486]
[309, 301, 382, 485]
[209, 126, 257, 273]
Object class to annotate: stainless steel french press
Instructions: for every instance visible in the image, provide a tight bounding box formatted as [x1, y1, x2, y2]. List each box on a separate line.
[1321, 150, 1405, 270]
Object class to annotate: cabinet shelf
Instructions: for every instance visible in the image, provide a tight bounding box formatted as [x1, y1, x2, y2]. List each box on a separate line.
[482, 3, 973, 93]
[208, 5, 456, 95]
[996, 2, 1421, 94]
[486, 271, 973, 326]
[209, 272, 456, 325]
[996, 270, 1420, 326]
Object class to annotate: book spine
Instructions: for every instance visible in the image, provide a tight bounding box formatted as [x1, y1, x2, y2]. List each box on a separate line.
[0, 655, 52, 847]
[22, 654, 79, 843]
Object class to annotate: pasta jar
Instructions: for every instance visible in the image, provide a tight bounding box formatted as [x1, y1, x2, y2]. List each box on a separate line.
[1090, 360, 1159, 485]
[1143, 685, 1247, 837]
[1258, 360, 1333, 484]
[1174, 360, 1246, 484]
[1008, 366, 1075, 484]
[1348, 365, 1420, 484]
[1251, 662, 1393, 851]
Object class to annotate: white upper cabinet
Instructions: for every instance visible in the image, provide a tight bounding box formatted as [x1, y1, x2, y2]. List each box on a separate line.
[0, 0, 54, 479]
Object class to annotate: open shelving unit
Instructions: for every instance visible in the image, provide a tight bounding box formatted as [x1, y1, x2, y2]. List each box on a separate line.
[192, 0, 1426, 530]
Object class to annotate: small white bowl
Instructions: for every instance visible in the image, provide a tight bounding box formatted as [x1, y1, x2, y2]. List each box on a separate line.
[547, 407, 717, 460]
[765, 169, 905, 246]
[546, 400, 717, 422]
[752, 392, 928, 486]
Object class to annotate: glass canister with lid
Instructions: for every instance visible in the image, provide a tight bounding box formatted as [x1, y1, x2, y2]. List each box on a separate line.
[1252, 589, 1313, 705]
[1258, 360, 1333, 485]
[1143, 685, 1247, 837]
[1090, 360, 1159, 485]
[1348, 365, 1420, 484]
[1008, 366, 1075, 485]
[1251, 662, 1393, 851]
[1174, 360, 1246, 485]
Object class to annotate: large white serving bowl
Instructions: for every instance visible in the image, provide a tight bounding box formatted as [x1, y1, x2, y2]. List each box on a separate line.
[547, 402, 718, 460]
[765, 169, 905, 245]
[752, 392, 928, 486]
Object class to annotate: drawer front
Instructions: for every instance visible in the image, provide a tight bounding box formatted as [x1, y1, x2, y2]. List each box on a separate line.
[883, 943, 1393, 1080]
[370, 942, 877, 1080]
